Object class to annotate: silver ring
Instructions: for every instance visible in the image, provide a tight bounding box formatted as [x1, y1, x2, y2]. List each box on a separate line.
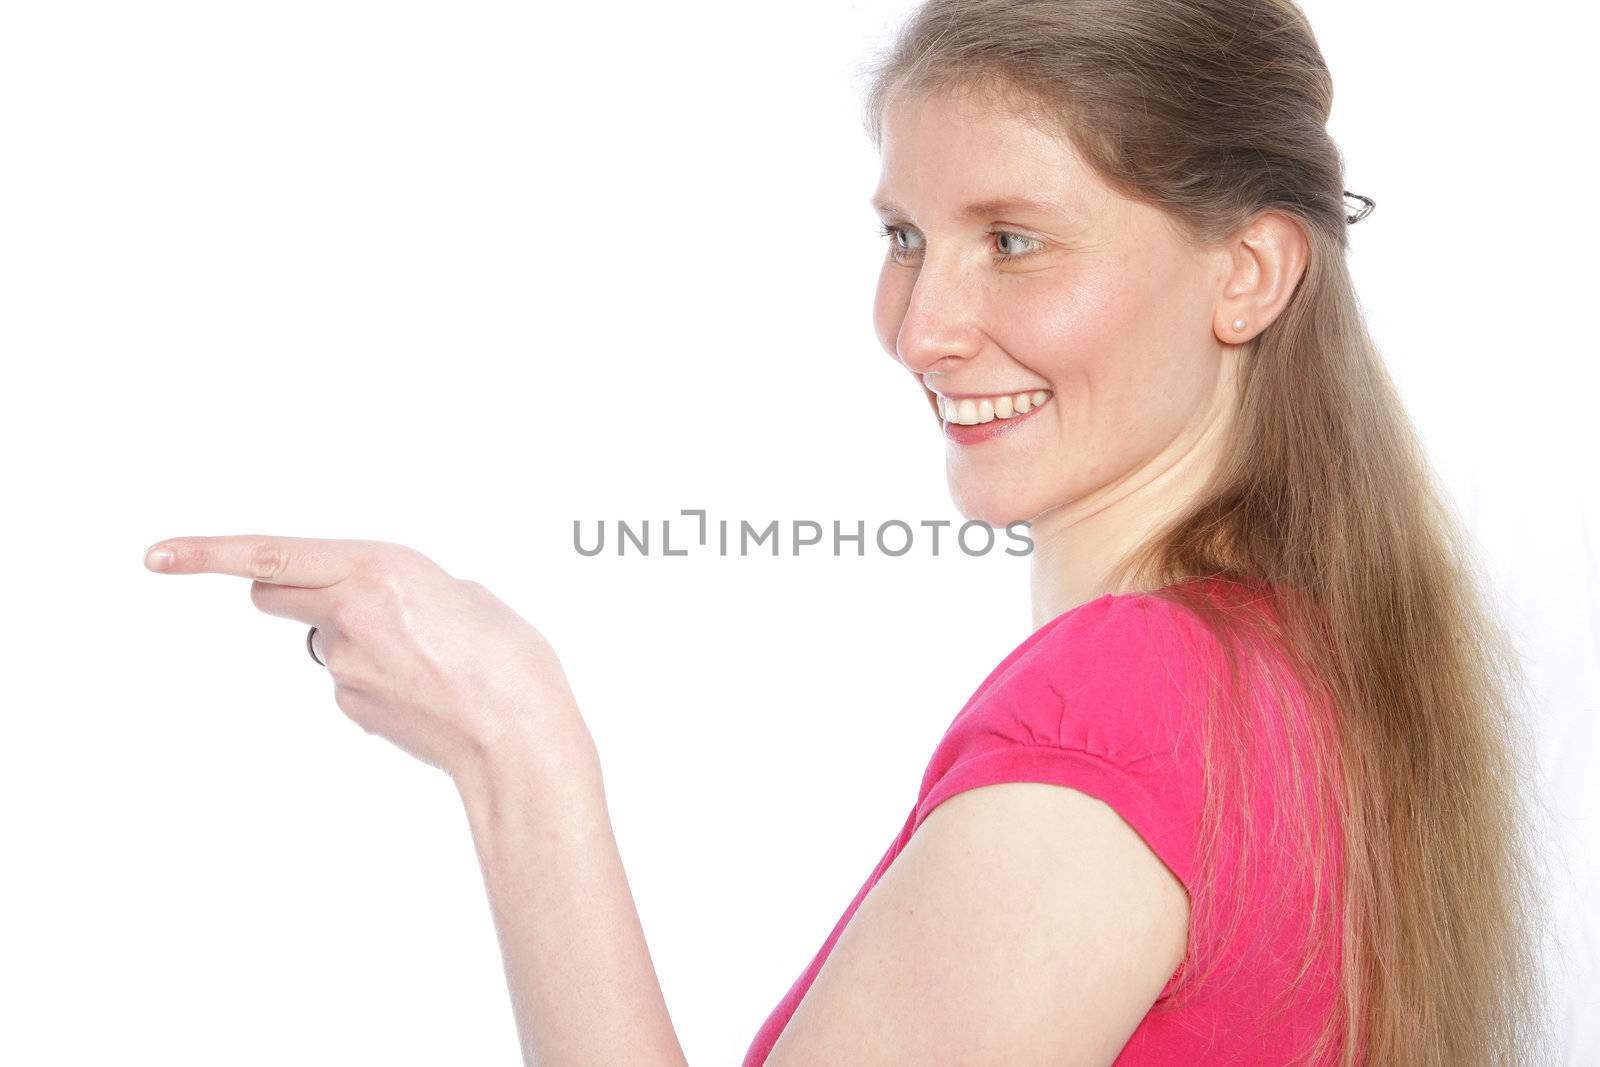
[306, 625, 326, 667]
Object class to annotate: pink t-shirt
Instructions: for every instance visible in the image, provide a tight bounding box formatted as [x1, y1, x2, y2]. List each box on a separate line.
[744, 579, 1345, 1065]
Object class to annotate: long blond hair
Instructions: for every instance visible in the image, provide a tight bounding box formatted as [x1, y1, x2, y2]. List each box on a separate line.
[859, 2, 1549, 1062]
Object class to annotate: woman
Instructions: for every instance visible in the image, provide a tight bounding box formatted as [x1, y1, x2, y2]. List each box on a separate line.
[143, 0, 1547, 1063]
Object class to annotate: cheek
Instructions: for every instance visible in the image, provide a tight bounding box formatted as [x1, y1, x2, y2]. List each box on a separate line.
[990, 280, 1113, 387]
[995, 260, 1178, 404]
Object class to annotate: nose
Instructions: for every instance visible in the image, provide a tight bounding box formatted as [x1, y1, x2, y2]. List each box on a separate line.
[889, 260, 985, 379]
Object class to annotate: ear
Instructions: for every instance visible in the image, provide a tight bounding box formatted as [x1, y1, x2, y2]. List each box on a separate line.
[1212, 210, 1310, 344]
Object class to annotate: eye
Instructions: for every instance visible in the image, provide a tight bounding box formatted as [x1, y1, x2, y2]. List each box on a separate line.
[993, 231, 1042, 258]
[876, 223, 922, 259]
[875, 223, 1043, 263]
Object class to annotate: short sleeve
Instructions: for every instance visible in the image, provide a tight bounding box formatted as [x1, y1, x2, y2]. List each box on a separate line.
[910, 593, 1220, 1001]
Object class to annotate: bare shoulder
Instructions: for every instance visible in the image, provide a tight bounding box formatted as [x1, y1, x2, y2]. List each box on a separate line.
[765, 781, 1189, 1067]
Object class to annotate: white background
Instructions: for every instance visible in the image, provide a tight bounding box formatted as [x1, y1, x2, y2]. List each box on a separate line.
[2, 1, 1595, 1063]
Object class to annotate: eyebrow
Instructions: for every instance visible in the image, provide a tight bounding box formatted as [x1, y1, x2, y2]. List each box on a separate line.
[869, 193, 1065, 220]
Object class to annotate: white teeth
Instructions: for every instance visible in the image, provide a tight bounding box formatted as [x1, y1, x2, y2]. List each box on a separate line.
[938, 390, 1051, 426]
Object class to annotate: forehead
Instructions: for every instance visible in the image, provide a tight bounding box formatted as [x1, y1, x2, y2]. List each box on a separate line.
[873, 83, 1101, 216]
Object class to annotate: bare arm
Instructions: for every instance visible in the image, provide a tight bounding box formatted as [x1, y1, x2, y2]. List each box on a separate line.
[765, 781, 1189, 1066]
[144, 534, 688, 1063]
[455, 729, 689, 1067]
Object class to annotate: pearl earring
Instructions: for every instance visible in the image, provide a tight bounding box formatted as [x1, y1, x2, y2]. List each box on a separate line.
[1232, 318, 1247, 332]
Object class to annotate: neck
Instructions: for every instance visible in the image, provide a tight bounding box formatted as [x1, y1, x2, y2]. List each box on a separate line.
[1026, 367, 1237, 631]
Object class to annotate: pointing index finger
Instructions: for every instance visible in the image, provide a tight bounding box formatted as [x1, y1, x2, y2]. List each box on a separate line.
[143, 535, 362, 587]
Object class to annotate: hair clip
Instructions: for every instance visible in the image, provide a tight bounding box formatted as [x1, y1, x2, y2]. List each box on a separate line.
[1343, 190, 1375, 225]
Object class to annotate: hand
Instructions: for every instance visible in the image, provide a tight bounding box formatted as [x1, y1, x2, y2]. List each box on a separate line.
[143, 534, 597, 789]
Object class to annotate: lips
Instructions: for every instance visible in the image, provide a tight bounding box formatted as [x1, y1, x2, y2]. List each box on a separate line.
[932, 389, 1051, 424]
[936, 390, 1053, 445]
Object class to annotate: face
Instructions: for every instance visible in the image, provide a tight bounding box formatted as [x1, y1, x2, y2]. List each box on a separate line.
[871, 82, 1240, 528]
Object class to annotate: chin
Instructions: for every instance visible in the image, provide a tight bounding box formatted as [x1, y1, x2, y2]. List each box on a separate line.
[946, 484, 1036, 530]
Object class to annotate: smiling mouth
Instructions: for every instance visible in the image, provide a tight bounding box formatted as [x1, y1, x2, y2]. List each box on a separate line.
[927, 388, 1053, 425]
